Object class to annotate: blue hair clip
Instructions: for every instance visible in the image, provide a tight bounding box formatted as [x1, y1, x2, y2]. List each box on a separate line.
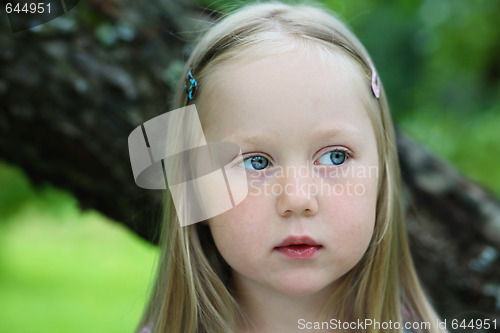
[184, 70, 198, 101]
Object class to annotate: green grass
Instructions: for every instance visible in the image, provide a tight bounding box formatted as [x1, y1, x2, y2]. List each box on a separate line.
[0, 163, 158, 333]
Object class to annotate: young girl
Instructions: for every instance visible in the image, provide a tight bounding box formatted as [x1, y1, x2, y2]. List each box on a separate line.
[137, 2, 446, 332]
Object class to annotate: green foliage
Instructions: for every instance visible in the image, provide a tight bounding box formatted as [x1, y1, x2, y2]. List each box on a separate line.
[0, 164, 34, 221]
[400, 108, 500, 195]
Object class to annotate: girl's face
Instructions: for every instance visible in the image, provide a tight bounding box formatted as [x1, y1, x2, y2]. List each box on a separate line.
[200, 49, 379, 297]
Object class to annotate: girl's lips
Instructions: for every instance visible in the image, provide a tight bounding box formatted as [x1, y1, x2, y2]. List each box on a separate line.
[276, 235, 320, 247]
[274, 236, 323, 259]
[274, 245, 322, 259]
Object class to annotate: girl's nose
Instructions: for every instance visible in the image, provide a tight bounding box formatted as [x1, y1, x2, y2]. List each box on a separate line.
[275, 169, 319, 217]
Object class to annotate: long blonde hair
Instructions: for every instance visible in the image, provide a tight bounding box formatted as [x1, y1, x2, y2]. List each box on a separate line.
[138, 2, 445, 332]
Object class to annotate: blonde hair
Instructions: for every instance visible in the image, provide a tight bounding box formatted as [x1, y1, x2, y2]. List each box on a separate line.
[138, 2, 445, 332]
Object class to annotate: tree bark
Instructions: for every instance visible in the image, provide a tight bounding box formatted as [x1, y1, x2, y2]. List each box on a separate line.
[0, 0, 498, 323]
[397, 131, 500, 320]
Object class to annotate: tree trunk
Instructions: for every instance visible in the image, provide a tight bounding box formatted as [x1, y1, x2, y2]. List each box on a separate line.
[397, 131, 500, 320]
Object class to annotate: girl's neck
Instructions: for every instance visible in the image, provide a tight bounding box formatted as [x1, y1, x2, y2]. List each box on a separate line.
[230, 274, 339, 333]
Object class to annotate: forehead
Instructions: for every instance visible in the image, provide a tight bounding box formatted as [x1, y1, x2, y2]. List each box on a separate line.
[198, 48, 375, 142]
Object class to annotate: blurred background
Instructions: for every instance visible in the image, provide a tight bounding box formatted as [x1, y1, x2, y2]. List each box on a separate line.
[0, 0, 499, 332]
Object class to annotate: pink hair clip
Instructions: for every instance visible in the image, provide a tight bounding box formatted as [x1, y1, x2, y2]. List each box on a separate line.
[367, 57, 380, 99]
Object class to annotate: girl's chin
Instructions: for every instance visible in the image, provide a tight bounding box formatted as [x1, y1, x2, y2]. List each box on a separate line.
[272, 277, 337, 297]
[279, 287, 324, 297]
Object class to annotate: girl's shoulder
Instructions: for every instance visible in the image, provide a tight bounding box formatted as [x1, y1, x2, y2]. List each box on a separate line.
[402, 304, 417, 333]
[138, 325, 151, 333]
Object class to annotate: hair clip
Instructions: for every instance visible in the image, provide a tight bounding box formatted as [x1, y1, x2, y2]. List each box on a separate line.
[184, 70, 198, 101]
[367, 58, 380, 99]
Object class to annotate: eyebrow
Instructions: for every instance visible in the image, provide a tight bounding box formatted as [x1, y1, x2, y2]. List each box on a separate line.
[221, 132, 272, 146]
[222, 126, 364, 146]
[315, 126, 363, 140]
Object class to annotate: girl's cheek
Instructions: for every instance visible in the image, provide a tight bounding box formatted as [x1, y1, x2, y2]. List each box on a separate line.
[209, 193, 267, 234]
[209, 199, 270, 264]
[324, 167, 378, 224]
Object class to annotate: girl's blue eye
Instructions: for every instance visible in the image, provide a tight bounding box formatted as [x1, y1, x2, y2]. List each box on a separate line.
[317, 150, 346, 165]
[243, 155, 270, 170]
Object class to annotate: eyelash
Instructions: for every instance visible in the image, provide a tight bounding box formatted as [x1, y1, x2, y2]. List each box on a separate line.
[239, 147, 352, 171]
[240, 153, 274, 171]
[313, 147, 352, 166]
